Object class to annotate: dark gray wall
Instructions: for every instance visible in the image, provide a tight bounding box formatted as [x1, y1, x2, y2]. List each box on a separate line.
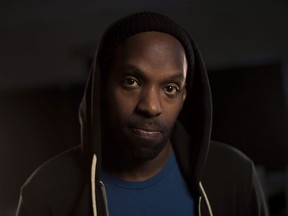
[1, 0, 288, 89]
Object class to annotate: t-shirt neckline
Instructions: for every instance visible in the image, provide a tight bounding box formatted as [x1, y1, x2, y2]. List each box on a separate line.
[100, 153, 176, 190]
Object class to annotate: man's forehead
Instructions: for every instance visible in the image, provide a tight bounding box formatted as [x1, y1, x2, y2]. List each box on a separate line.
[115, 32, 187, 63]
[110, 32, 188, 82]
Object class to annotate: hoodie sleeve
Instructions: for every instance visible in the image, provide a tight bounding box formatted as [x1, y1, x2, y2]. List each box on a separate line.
[244, 165, 269, 216]
[16, 193, 28, 216]
[16, 183, 50, 216]
[202, 142, 269, 215]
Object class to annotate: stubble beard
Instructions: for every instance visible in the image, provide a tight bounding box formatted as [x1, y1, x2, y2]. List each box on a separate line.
[104, 128, 171, 163]
[103, 119, 173, 163]
[122, 131, 171, 161]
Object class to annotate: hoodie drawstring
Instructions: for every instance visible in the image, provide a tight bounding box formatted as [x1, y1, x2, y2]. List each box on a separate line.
[91, 154, 97, 216]
[198, 196, 203, 215]
[199, 181, 213, 216]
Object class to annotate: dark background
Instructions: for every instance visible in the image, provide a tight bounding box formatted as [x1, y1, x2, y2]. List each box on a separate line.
[1, 0, 288, 215]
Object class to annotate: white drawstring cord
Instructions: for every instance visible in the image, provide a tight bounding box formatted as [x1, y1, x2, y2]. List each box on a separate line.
[198, 196, 203, 216]
[199, 182, 213, 216]
[91, 154, 97, 216]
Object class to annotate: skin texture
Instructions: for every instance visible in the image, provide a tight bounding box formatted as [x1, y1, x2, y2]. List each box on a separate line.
[103, 31, 187, 181]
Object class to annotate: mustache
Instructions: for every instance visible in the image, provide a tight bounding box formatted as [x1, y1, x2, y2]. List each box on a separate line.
[126, 117, 168, 132]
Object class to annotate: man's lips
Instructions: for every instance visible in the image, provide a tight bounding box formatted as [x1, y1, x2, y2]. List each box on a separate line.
[131, 128, 161, 137]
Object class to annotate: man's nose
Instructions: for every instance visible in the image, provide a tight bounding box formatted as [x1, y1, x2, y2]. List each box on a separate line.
[136, 88, 163, 117]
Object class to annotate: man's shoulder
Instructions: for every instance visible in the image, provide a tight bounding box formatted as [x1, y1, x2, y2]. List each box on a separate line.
[207, 141, 254, 172]
[203, 141, 256, 193]
[21, 145, 84, 198]
[202, 141, 268, 215]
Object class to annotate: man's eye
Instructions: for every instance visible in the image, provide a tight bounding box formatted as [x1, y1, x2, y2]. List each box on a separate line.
[122, 77, 140, 88]
[164, 85, 180, 96]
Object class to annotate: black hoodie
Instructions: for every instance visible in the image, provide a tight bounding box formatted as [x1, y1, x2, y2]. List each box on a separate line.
[16, 12, 268, 216]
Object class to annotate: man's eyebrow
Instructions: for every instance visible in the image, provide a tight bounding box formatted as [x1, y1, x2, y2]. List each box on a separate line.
[122, 64, 145, 78]
[167, 73, 185, 82]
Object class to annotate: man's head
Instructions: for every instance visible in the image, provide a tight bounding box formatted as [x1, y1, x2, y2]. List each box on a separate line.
[99, 12, 193, 162]
[104, 31, 187, 161]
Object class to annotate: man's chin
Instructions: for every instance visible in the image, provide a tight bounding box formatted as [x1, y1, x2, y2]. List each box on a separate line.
[122, 141, 167, 161]
[127, 149, 161, 161]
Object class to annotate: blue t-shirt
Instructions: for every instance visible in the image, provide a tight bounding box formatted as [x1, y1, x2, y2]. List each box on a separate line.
[101, 154, 194, 216]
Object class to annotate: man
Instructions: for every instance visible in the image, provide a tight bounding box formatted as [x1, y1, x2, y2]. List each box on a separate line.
[16, 12, 268, 215]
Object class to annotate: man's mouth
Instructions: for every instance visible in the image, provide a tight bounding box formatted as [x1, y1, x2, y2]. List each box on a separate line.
[131, 128, 161, 138]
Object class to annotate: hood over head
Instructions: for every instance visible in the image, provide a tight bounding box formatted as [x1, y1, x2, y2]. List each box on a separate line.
[79, 11, 212, 195]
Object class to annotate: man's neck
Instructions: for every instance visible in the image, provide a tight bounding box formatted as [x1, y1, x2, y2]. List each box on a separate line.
[103, 142, 173, 182]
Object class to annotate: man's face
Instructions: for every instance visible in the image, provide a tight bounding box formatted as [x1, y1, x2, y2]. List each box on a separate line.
[104, 31, 187, 161]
